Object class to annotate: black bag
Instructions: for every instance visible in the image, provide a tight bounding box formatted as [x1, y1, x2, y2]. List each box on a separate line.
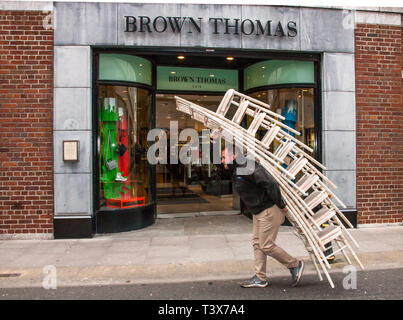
[116, 143, 127, 156]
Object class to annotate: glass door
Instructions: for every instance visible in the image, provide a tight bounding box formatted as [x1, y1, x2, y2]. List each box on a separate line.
[155, 94, 236, 215]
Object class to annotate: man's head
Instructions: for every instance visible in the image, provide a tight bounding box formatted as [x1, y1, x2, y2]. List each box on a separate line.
[221, 144, 256, 175]
[221, 145, 243, 169]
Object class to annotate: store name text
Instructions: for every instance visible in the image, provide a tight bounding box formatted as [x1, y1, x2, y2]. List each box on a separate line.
[124, 16, 297, 37]
[169, 76, 226, 85]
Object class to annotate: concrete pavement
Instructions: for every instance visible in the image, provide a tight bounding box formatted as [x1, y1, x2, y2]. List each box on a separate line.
[1, 213, 403, 289]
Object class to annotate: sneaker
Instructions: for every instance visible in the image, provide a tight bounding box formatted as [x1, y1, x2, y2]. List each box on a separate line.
[115, 172, 127, 182]
[239, 275, 268, 288]
[289, 260, 304, 287]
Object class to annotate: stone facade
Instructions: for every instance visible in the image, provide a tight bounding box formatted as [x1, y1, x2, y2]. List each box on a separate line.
[52, 3, 358, 218]
[1, 2, 402, 238]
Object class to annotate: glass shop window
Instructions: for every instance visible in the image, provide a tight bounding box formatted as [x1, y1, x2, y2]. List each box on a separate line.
[249, 88, 316, 157]
[97, 85, 151, 210]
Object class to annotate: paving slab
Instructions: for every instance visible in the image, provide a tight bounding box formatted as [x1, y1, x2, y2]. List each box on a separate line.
[0, 214, 402, 289]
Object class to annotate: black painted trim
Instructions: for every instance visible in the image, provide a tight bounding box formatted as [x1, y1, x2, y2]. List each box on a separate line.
[92, 46, 321, 62]
[96, 204, 155, 234]
[314, 58, 323, 164]
[54, 217, 93, 239]
[92, 50, 99, 236]
[340, 210, 358, 229]
[96, 80, 153, 91]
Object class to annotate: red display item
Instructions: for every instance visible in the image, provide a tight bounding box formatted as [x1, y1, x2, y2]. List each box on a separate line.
[106, 197, 145, 209]
[118, 113, 129, 179]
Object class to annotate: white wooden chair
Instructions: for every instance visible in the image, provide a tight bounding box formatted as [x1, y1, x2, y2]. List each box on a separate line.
[175, 90, 364, 288]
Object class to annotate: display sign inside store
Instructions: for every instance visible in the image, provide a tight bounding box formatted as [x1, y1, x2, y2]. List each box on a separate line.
[157, 67, 239, 92]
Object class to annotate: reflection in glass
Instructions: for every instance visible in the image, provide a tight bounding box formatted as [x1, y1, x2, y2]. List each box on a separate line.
[250, 88, 316, 156]
[155, 94, 235, 214]
[97, 85, 151, 210]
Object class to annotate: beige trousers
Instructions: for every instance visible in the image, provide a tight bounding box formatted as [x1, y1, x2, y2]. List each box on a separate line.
[252, 205, 299, 281]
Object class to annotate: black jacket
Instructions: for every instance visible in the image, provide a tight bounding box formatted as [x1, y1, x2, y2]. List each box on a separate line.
[232, 160, 286, 215]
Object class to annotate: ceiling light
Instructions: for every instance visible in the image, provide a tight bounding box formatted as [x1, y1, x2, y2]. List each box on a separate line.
[226, 57, 234, 61]
[177, 55, 185, 60]
[210, 74, 214, 77]
[170, 71, 176, 74]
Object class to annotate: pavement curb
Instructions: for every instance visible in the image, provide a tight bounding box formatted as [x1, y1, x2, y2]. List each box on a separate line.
[1, 250, 403, 289]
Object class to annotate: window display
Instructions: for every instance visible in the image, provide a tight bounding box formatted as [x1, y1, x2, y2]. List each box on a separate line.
[98, 85, 151, 210]
[250, 88, 316, 156]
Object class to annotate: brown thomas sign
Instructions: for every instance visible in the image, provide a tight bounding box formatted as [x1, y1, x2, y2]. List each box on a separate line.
[124, 16, 297, 37]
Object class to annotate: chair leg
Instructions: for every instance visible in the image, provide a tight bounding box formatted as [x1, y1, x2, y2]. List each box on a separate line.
[344, 239, 365, 271]
[322, 264, 335, 288]
[335, 238, 353, 265]
[334, 215, 360, 249]
[309, 251, 324, 281]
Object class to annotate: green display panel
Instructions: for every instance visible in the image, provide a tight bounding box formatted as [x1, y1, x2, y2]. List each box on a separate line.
[157, 66, 238, 92]
[244, 60, 314, 91]
[99, 54, 152, 85]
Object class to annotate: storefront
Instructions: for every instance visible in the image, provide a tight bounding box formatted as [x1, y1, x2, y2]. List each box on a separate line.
[1, 2, 402, 239]
[52, 2, 352, 238]
[91, 49, 320, 235]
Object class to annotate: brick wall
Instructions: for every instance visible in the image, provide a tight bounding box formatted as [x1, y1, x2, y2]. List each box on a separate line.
[0, 11, 53, 236]
[355, 23, 403, 224]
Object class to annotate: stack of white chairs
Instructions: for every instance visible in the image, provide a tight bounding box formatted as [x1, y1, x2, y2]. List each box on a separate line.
[175, 89, 364, 288]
